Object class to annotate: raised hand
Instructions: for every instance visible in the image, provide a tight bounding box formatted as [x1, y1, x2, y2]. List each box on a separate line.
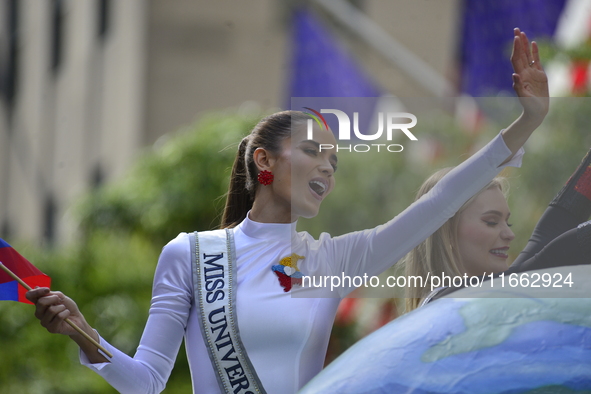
[510, 28, 549, 122]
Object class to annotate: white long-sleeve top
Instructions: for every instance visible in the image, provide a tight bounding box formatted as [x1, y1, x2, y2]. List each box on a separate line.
[81, 132, 523, 393]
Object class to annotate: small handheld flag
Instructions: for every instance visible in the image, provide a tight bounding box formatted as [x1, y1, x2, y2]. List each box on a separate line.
[0, 238, 113, 358]
[0, 238, 51, 304]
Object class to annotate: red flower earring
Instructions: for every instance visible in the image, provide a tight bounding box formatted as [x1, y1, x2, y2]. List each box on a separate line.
[257, 170, 274, 185]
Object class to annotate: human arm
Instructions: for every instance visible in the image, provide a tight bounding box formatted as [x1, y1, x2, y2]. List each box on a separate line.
[26, 234, 194, 394]
[507, 145, 591, 271]
[500, 28, 549, 162]
[326, 29, 549, 288]
[327, 131, 522, 286]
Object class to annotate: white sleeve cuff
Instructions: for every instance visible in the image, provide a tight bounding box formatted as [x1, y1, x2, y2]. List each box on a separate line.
[493, 129, 525, 168]
[79, 333, 114, 371]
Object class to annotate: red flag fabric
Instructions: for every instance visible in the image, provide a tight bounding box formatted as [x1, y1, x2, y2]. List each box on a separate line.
[0, 238, 51, 304]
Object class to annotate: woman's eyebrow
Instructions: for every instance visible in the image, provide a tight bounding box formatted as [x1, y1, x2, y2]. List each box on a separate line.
[482, 210, 511, 218]
[301, 140, 320, 148]
[301, 140, 338, 163]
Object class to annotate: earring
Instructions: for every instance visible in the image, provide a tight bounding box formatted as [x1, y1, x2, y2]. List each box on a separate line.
[257, 170, 274, 185]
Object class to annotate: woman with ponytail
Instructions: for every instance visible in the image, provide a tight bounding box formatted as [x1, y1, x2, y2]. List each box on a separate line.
[26, 29, 549, 393]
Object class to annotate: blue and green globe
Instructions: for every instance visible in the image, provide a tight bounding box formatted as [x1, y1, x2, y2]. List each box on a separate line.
[301, 266, 591, 393]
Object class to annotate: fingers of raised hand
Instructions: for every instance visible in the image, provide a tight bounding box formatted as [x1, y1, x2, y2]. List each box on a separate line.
[520, 31, 533, 64]
[511, 28, 538, 71]
[511, 36, 529, 71]
[531, 41, 542, 70]
[512, 73, 528, 97]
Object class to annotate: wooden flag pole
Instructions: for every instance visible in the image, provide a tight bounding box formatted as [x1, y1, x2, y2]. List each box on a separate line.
[0, 262, 113, 358]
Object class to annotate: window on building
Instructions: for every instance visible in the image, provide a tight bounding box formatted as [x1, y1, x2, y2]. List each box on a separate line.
[50, 0, 64, 74]
[97, 0, 110, 41]
[0, 0, 18, 110]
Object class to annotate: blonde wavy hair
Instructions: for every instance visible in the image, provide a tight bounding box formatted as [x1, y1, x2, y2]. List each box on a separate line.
[404, 168, 508, 312]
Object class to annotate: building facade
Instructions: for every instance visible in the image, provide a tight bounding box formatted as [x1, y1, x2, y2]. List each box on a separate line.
[0, 0, 458, 245]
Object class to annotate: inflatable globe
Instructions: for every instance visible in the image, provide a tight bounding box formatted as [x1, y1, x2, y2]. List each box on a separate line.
[300, 266, 591, 394]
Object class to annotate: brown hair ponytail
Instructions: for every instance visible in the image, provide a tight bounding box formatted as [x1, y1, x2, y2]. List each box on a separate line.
[221, 136, 253, 228]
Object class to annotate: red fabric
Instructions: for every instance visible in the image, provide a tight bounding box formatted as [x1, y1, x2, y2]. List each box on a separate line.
[272, 271, 303, 292]
[575, 165, 591, 200]
[274, 271, 293, 292]
[571, 60, 589, 95]
[0, 240, 51, 304]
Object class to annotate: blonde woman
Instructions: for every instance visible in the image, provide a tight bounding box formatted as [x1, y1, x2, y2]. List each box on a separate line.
[405, 148, 591, 311]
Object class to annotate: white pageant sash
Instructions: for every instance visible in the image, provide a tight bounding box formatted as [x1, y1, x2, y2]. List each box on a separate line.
[190, 230, 266, 394]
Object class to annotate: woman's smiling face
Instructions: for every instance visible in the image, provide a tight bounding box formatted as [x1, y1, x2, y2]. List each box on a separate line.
[269, 122, 338, 220]
[456, 187, 516, 276]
